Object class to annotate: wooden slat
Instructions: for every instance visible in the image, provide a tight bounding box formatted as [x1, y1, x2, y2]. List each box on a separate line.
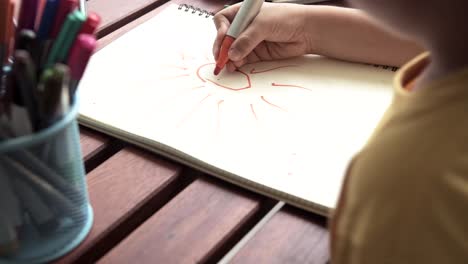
[98, 177, 262, 264]
[230, 206, 329, 264]
[86, 0, 168, 38]
[55, 147, 183, 263]
[79, 126, 109, 162]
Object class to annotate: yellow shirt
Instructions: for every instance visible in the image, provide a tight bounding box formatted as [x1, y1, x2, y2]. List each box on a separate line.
[331, 53, 468, 263]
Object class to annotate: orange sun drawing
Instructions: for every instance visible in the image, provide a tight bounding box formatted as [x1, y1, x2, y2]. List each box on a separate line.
[159, 52, 312, 132]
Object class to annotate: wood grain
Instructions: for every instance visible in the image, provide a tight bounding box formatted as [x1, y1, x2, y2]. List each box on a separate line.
[55, 147, 183, 263]
[230, 206, 330, 264]
[80, 126, 108, 161]
[98, 177, 263, 264]
[87, 0, 168, 38]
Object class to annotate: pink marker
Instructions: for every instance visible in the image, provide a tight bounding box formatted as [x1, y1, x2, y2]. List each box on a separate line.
[79, 12, 101, 35]
[67, 34, 96, 97]
[50, 0, 78, 38]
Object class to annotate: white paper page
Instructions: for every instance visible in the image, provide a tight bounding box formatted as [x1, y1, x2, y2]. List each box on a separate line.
[78, 4, 394, 213]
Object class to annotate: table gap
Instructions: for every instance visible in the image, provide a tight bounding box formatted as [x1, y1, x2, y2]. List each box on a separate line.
[196, 178, 278, 263]
[91, 0, 171, 40]
[68, 167, 197, 263]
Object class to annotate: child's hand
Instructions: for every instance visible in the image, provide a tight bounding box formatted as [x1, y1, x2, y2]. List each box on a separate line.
[213, 4, 424, 70]
[212, 3, 313, 72]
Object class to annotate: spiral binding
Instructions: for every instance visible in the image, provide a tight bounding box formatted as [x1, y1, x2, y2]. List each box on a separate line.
[178, 4, 214, 18]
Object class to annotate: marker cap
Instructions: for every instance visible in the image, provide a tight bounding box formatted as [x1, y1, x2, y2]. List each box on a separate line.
[79, 12, 101, 35]
[67, 34, 97, 80]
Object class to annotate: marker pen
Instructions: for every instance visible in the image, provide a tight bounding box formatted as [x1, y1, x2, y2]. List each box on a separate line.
[0, 169, 21, 256]
[214, 0, 264, 75]
[67, 34, 97, 97]
[37, 0, 60, 41]
[17, 0, 39, 31]
[0, 0, 15, 65]
[0, 0, 8, 67]
[50, 0, 78, 39]
[37, 0, 60, 69]
[46, 10, 86, 67]
[79, 12, 101, 35]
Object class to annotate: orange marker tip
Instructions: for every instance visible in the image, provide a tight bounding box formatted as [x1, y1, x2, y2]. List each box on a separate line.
[214, 66, 221, 76]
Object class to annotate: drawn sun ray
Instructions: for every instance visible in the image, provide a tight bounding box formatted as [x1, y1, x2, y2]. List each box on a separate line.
[161, 65, 189, 70]
[250, 104, 258, 121]
[157, 85, 207, 112]
[160, 74, 191, 80]
[216, 100, 224, 136]
[271, 82, 312, 91]
[159, 52, 306, 131]
[177, 94, 213, 128]
[261, 96, 287, 112]
[180, 52, 197, 62]
[249, 65, 299, 74]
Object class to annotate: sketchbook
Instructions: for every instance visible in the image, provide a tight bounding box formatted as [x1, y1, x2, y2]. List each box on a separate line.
[268, 0, 329, 4]
[78, 4, 395, 216]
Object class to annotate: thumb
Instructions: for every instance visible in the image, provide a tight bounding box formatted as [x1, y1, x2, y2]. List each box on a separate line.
[228, 25, 265, 61]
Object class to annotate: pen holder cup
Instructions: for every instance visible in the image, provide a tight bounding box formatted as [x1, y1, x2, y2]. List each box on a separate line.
[0, 100, 93, 264]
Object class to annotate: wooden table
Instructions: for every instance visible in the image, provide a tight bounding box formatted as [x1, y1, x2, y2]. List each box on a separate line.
[56, 0, 347, 263]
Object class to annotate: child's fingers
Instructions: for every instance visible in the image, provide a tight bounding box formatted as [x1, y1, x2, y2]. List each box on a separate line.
[245, 50, 261, 64]
[212, 4, 242, 59]
[228, 24, 265, 62]
[232, 58, 246, 69]
[227, 62, 237, 72]
[252, 44, 273, 61]
[228, 52, 261, 73]
[213, 3, 242, 24]
[213, 21, 229, 59]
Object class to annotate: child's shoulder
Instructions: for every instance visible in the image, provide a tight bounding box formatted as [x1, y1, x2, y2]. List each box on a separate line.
[349, 52, 468, 192]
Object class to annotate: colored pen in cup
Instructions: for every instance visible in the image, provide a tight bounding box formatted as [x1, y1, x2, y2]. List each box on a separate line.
[12, 176, 58, 235]
[5, 0, 15, 64]
[1, 155, 76, 218]
[50, 0, 79, 39]
[16, 30, 40, 65]
[37, 0, 60, 41]
[8, 148, 83, 207]
[46, 10, 86, 67]
[0, 0, 8, 68]
[0, 214, 19, 256]
[0, 168, 23, 225]
[0, 169, 21, 256]
[0, 65, 13, 120]
[214, 0, 264, 75]
[37, 0, 60, 69]
[13, 50, 40, 132]
[0, 0, 15, 66]
[34, 0, 47, 30]
[17, 0, 39, 31]
[79, 12, 101, 35]
[67, 34, 97, 98]
[16, 30, 37, 53]
[37, 64, 71, 128]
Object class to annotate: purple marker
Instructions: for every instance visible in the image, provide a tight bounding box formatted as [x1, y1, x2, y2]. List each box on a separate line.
[18, 0, 39, 31]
